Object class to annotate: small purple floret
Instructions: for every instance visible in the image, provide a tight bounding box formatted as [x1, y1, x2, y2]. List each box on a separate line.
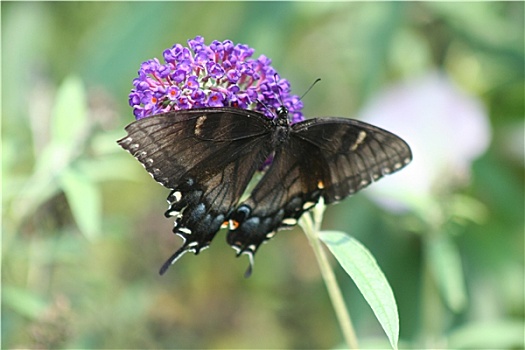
[129, 36, 304, 121]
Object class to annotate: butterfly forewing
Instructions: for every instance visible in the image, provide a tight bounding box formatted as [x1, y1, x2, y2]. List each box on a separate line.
[292, 118, 412, 203]
[118, 108, 272, 187]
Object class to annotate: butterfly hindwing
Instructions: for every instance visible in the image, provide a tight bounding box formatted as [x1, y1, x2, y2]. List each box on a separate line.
[118, 108, 274, 273]
[226, 129, 329, 267]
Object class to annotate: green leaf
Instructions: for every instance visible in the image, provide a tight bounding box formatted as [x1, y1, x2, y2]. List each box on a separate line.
[51, 75, 87, 146]
[10, 144, 63, 229]
[3, 286, 48, 319]
[59, 167, 101, 241]
[427, 234, 467, 312]
[319, 230, 399, 350]
[448, 320, 525, 349]
[10, 76, 89, 227]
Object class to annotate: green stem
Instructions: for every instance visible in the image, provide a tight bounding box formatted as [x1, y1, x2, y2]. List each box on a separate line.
[301, 212, 359, 349]
[419, 233, 446, 348]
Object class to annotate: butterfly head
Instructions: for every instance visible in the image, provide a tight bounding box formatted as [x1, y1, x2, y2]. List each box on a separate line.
[275, 105, 291, 127]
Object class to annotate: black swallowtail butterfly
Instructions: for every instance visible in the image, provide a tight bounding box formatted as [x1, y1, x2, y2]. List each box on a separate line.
[118, 106, 412, 276]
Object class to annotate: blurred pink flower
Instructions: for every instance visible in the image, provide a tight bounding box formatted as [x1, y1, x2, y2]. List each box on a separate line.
[359, 72, 491, 214]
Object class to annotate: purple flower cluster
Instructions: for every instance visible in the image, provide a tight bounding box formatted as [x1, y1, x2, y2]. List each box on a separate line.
[129, 36, 304, 122]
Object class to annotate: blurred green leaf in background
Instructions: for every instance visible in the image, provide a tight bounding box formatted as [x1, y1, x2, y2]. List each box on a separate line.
[2, 2, 523, 349]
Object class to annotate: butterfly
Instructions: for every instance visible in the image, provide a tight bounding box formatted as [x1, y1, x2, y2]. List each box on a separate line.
[118, 106, 412, 276]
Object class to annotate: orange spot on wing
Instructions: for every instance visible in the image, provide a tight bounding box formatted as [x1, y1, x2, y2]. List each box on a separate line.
[229, 220, 240, 230]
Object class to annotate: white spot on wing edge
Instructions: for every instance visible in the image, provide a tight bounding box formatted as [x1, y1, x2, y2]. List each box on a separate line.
[167, 210, 181, 217]
[282, 218, 297, 226]
[302, 201, 316, 210]
[265, 231, 276, 239]
[120, 137, 133, 145]
[168, 191, 182, 203]
[178, 227, 192, 235]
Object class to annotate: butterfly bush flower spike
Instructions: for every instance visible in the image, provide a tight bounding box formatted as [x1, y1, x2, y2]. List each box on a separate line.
[129, 36, 304, 123]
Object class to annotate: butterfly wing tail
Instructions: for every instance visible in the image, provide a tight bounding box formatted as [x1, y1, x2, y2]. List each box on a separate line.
[159, 244, 192, 275]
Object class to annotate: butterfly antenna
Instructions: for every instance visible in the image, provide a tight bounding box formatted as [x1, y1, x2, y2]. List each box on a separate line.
[256, 98, 273, 116]
[299, 78, 321, 101]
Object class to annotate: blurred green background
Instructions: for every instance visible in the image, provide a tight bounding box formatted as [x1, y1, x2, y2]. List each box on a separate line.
[2, 2, 523, 349]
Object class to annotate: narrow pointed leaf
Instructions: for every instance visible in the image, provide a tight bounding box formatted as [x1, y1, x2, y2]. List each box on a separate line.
[319, 230, 399, 350]
[60, 167, 101, 241]
[427, 234, 467, 312]
[51, 75, 87, 146]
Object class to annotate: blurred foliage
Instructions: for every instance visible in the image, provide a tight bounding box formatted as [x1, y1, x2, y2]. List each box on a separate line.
[2, 2, 523, 349]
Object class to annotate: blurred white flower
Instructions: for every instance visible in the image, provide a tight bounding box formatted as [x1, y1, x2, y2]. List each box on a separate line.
[359, 72, 491, 215]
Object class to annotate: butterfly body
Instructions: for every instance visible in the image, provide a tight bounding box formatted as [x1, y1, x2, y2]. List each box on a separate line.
[118, 107, 412, 276]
